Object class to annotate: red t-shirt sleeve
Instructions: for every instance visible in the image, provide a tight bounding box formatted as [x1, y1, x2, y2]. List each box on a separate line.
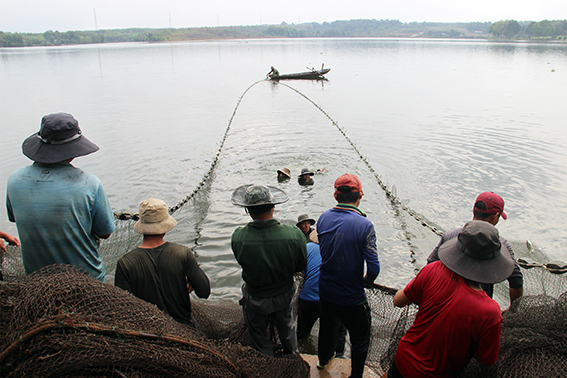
[475, 315, 502, 365]
[404, 262, 436, 304]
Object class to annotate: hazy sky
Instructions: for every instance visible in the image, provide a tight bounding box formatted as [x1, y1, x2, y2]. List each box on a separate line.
[1, 0, 566, 33]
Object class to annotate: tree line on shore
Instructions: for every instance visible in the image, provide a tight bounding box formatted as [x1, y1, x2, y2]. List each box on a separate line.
[1, 18, 566, 48]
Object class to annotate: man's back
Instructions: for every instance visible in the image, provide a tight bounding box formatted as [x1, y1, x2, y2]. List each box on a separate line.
[231, 218, 307, 298]
[300, 241, 322, 302]
[115, 242, 210, 326]
[396, 261, 502, 377]
[317, 205, 379, 306]
[7, 162, 115, 280]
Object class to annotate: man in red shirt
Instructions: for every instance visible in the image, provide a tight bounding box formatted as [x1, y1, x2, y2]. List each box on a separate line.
[383, 220, 515, 378]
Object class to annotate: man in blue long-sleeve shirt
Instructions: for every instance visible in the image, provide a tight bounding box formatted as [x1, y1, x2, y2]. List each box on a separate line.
[316, 173, 380, 378]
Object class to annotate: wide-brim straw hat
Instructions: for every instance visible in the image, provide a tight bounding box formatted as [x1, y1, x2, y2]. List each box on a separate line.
[309, 229, 319, 244]
[134, 198, 178, 234]
[277, 168, 291, 178]
[438, 220, 515, 284]
[231, 184, 289, 207]
[22, 113, 99, 164]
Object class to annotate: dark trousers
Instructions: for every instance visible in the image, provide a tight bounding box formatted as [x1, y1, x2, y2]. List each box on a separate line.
[297, 299, 347, 356]
[240, 286, 298, 357]
[318, 299, 371, 378]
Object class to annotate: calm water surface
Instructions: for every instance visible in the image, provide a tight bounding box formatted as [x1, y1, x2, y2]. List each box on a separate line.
[1, 38, 566, 301]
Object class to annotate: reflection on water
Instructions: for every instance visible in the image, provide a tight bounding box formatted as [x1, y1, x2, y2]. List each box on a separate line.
[1, 39, 566, 303]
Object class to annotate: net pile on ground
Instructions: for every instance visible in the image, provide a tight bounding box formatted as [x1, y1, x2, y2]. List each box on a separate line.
[0, 265, 309, 378]
[1, 245, 567, 377]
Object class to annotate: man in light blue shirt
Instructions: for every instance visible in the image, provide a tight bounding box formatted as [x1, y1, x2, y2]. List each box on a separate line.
[6, 113, 115, 281]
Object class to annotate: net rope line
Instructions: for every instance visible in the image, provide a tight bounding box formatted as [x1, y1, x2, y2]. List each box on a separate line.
[0, 314, 240, 376]
[113, 79, 444, 237]
[268, 81, 444, 237]
[113, 79, 266, 221]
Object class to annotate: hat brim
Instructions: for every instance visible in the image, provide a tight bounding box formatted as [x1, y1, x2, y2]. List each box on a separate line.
[277, 170, 291, 178]
[133, 215, 177, 235]
[22, 133, 99, 163]
[298, 172, 314, 177]
[296, 218, 316, 226]
[438, 237, 515, 284]
[232, 184, 289, 207]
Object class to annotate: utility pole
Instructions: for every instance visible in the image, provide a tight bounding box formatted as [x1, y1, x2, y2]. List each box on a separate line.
[93, 8, 98, 30]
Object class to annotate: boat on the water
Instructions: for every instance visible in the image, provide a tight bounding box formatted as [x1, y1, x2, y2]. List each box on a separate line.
[268, 66, 330, 80]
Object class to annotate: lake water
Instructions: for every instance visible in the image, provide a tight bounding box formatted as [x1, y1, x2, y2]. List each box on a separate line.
[1, 38, 566, 300]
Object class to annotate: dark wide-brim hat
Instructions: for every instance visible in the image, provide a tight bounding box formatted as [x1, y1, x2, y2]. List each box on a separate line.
[232, 184, 289, 207]
[22, 113, 99, 163]
[296, 214, 316, 227]
[298, 168, 314, 177]
[438, 220, 515, 284]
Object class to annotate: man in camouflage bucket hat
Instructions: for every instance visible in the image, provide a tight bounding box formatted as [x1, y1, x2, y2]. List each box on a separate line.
[231, 184, 307, 356]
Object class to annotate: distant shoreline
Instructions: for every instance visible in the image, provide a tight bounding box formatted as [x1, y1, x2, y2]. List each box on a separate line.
[2, 36, 566, 49]
[2, 19, 566, 48]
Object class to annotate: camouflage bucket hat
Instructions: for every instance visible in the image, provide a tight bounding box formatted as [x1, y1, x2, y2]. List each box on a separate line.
[231, 184, 289, 207]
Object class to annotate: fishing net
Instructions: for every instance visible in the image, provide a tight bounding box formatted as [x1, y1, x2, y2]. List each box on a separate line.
[372, 266, 567, 377]
[2, 248, 566, 378]
[0, 264, 309, 378]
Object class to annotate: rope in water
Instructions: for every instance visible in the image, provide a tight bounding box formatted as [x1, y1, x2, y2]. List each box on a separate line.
[114, 79, 443, 237]
[113, 79, 266, 220]
[276, 81, 444, 236]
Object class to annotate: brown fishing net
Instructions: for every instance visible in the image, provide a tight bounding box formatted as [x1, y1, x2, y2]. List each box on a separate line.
[1, 244, 566, 378]
[371, 268, 567, 377]
[0, 265, 309, 378]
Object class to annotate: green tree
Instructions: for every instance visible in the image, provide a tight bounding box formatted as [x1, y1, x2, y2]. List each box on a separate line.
[43, 30, 62, 44]
[555, 20, 567, 36]
[527, 20, 555, 37]
[489, 20, 521, 38]
[0, 32, 24, 47]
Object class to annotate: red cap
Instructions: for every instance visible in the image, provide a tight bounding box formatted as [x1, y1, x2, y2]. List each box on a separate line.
[334, 174, 362, 195]
[474, 192, 507, 220]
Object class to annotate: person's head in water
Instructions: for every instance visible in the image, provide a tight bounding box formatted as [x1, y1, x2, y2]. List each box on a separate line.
[298, 168, 314, 186]
[277, 168, 291, 182]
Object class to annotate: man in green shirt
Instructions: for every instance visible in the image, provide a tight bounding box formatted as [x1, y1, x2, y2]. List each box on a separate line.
[231, 185, 307, 356]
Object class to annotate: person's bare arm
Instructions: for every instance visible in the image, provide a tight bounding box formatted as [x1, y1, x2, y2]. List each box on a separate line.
[503, 286, 524, 312]
[393, 289, 412, 307]
[0, 231, 20, 253]
[509, 286, 523, 304]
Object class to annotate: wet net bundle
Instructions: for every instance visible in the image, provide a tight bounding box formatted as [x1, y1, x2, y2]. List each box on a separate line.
[0, 265, 309, 378]
[2, 263, 565, 377]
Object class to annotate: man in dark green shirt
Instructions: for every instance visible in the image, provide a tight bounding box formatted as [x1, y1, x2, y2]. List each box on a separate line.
[115, 198, 210, 327]
[231, 185, 307, 356]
